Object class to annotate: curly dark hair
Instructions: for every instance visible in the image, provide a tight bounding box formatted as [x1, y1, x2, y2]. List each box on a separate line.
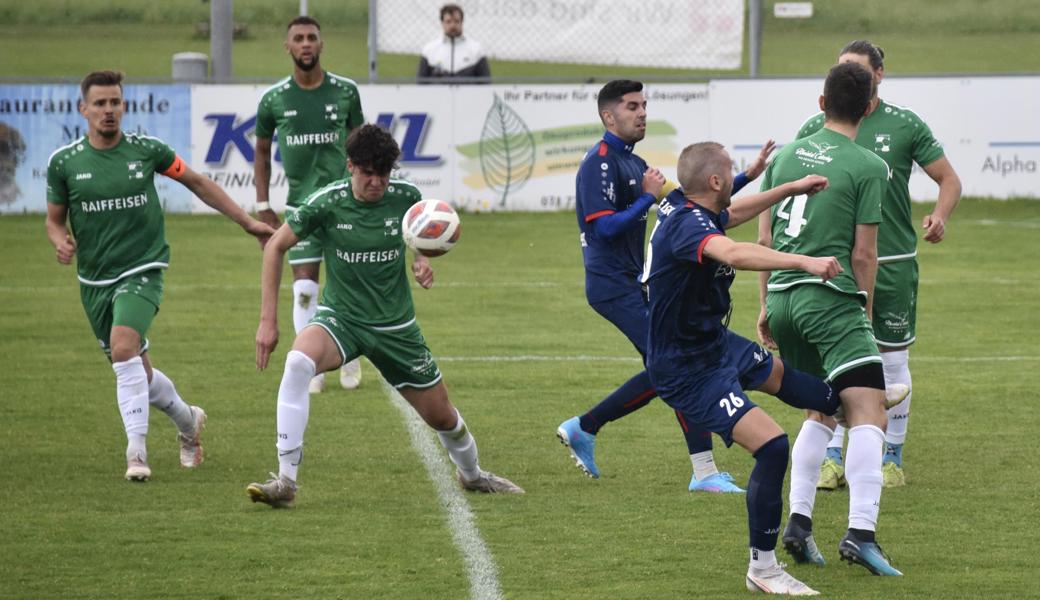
[840, 40, 885, 70]
[346, 124, 400, 176]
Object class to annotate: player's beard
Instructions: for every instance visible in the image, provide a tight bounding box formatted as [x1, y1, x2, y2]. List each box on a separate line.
[293, 52, 320, 72]
[98, 124, 119, 139]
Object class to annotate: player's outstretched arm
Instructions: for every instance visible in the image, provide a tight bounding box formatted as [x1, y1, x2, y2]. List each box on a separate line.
[256, 224, 299, 370]
[412, 253, 434, 289]
[755, 212, 777, 349]
[703, 235, 841, 280]
[253, 137, 281, 228]
[173, 165, 275, 245]
[727, 174, 828, 228]
[851, 223, 879, 319]
[45, 203, 76, 265]
[921, 156, 962, 243]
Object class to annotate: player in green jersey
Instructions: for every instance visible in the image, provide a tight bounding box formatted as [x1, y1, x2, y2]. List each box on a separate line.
[795, 41, 963, 490]
[246, 125, 523, 508]
[254, 16, 366, 394]
[757, 63, 905, 576]
[45, 71, 274, 482]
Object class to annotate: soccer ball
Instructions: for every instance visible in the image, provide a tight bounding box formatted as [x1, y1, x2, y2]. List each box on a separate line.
[401, 199, 461, 257]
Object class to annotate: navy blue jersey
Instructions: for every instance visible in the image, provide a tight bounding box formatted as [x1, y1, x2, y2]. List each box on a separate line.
[576, 131, 655, 303]
[642, 190, 735, 372]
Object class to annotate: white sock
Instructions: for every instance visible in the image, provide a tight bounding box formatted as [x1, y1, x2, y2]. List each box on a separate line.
[789, 420, 832, 519]
[882, 350, 912, 445]
[148, 368, 195, 433]
[690, 450, 719, 480]
[277, 350, 315, 481]
[113, 357, 150, 460]
[749, 548, 778, 571]
[846, 424, 885, 531]
[292, 279, 320, 334]
[828, 424, 846, 451]
[437, 411, 480, 481]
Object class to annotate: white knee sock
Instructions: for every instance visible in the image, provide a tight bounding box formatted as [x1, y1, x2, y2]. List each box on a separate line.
[148, 368, 195, 433]
[113, 357, 150, 460]
[846, 424, 885, 531]
[882, 350, 912, 445]
[277, 350, 315, 481]
[437, 411, 480, 481]
[827, 424, 846, 452]
[292, 279, 320, 334]
[789, 420, 833, 519]
[690, 451, 719, 480]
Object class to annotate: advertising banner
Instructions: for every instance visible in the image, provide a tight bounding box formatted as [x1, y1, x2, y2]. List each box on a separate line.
[0, 84, 192, 213]
[376, 0, 744, 70]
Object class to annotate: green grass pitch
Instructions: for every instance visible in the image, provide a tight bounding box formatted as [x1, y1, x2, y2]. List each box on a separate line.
[1, 199, 1038, 598]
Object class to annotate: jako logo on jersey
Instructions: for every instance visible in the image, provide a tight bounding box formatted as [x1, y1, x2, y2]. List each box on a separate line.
[203, 112, 440, 166]
[336, 223, 353, 230]
[283, 110, 297, 117]
[75, 172, 93, 180]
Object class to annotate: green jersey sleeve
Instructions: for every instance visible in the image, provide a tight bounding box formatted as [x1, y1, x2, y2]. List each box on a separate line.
[287, 191, 331, 240]
[795, 112, 825, 141]
[910, 113, 945, 168]
[149, 138, 178, 174]
[255, 93, 276, 140]
[46, 154, 68, 205]
[345, 82, 365, 130]
[855, 173, 884, 225]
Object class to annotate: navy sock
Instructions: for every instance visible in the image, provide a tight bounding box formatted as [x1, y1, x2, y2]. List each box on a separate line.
[580, 370, 655, 435]
[673, 409, 713, 454]
[775, 365, 839, 415]
[747, 435, 790, 551]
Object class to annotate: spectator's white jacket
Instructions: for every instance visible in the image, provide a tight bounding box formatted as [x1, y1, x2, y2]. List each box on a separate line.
[417, 35, 490, 81]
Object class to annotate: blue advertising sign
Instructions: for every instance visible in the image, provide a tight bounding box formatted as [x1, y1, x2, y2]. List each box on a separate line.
[0, 84, 192, 214]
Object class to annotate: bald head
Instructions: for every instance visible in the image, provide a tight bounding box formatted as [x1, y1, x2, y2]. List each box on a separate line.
[678, 142, 732, 196]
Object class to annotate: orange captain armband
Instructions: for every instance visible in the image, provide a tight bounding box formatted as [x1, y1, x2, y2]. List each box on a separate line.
[161, 155, 187, 179]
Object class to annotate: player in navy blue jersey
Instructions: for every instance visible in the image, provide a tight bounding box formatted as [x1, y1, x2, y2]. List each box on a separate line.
[642, 141, 841, 594]
[557, 79, 777, 492]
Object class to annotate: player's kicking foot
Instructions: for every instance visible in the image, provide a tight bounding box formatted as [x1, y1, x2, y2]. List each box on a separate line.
[556, 416, 600, 478]
[745, 563, 819, 595]
[339, 359, 362, 390]
[177, 406, 207, 468]
[838, 532, 902, 576]
[689, 472, 745, 493]
[308, 373, 326, 394]
[816, 457, 846, 491]
[125, 452, 151, 482]
[882, 461, 906, 488]
[457, 470, 525, 494]
[246, 473, 298, 508]
[782, 518, 826, 565]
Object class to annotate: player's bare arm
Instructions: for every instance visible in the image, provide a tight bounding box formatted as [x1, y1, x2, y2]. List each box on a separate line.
[44, 203, 76, 264]
[173, 165, 276, 245]
[412, 253, 434, 289]
[755, 212, 777, 349]
[742, 139, 778, 180]
[256, 224, 300, 370]
[703, 235, 841, 280]
[851, 223, 879, 318]
[727, 174, 829, 228]
[921, 156, 962, 243]
[253, 136, 281, 228]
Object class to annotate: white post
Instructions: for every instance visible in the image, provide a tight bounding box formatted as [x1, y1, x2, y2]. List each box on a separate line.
[210, 0, 233, 82]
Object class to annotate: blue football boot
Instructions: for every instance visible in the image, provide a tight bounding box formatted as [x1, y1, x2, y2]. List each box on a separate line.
[689, 471, 745, 493]
[782, 518, 826, 565]
[838, 533, 903, 576]
[556, 417, 600, 478]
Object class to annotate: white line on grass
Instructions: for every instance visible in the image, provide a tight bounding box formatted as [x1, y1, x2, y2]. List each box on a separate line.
[436, 354, 1040, 363]
[381, 380, 503, 600]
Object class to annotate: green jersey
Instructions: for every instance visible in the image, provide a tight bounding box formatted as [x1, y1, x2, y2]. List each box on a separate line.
[255, 72, 364, 207]
[796, 99, 945, 262]
[762, 127, 888, 299]
[47, 133, 176, 286]
[288, 178, 422, 327]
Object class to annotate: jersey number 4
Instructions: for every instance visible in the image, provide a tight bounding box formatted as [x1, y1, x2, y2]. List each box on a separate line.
[776, 194, 809, 237]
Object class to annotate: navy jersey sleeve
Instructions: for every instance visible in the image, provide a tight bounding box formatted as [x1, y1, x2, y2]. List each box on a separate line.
[576, 144, 618, 223]
[670, 209, 725, 265]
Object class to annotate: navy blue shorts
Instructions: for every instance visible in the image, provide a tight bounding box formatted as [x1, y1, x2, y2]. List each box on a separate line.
[589, 288, 650, 359]
[649, 332, 774, 446]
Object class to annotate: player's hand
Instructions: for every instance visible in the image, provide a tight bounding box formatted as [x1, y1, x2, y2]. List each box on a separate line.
[255, 319, 279, 370]
[641, 167, 665, 198]
[803, 256, 842, 281]
[257, 208, 282, 229]
[790, 174, 829, 196]
[412, 255, 434, 289]
[55, 234, 76, 265]
[922, 213, 946, 243]
[244, 219, 277, 249]
[744, 139, 777, 180]
[757, 306, 778, 351]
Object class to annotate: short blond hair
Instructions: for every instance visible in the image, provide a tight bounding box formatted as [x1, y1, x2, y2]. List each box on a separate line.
[677, 142, 730, 194]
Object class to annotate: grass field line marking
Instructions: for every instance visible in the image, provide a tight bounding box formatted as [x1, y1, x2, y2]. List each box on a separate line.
[437, 354, 1040, 363]
[381, 379, 503, 600]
